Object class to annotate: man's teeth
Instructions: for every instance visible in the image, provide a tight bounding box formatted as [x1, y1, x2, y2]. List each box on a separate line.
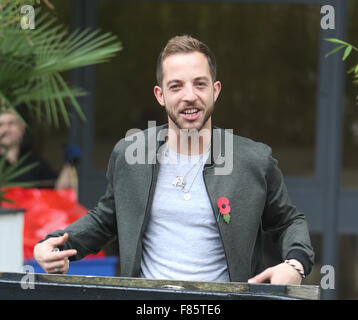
[183, 109, 198, 114]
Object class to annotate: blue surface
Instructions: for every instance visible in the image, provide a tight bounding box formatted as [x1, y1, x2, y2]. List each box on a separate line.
[24, 256, 118, 276]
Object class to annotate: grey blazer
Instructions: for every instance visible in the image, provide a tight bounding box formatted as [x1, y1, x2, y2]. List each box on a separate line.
[44, 124, 315, 281]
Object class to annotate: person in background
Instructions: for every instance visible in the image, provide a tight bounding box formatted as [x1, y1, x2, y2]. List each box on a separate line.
[55, 144, 81, 196]
[0, 109, 58, 188]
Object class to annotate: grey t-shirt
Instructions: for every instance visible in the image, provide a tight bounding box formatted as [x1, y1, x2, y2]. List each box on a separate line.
[140, 144, 230, 282]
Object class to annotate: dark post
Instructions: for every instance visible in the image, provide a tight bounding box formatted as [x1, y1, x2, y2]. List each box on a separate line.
[315, 0, 346, 300]
[69, 0, 98, 206]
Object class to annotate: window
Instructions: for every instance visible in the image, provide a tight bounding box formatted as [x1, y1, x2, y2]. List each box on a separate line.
[94, 2, 319, 178]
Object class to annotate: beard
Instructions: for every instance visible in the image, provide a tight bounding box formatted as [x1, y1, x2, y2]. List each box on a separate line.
[165, 101, 214, 132]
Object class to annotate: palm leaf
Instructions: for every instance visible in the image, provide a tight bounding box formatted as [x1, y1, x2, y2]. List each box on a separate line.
[325, 44, 346, 58]
[325, 38, 351, 46]
[0, 5, 122, 126]
[0, 152, 36, 178]
[0, 152, 39, 202]
[0, 0, 122, 202]
[342, 46, 353, 61]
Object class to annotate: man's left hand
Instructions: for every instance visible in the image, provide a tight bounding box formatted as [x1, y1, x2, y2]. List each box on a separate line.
[248, 259, 303, 285]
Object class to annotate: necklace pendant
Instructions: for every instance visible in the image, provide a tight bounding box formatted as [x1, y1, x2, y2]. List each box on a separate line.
[173, 176, 186, 189]
[183, 192, 191, 201]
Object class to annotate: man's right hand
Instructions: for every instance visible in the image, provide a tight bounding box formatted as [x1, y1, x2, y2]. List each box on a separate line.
[33, 233, 77, 274]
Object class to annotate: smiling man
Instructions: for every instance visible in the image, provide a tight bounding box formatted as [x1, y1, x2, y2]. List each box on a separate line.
[154, 51, 220, 132]
[34, 35, 314, 285]
[154, 39, 221, 157]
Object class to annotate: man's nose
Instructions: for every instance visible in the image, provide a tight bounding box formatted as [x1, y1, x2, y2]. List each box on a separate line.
[182, 85, 197, 102]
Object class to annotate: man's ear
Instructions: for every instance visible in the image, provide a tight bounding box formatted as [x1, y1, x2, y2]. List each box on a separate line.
[213, 81, 222, 102]
[154, 85, 165, 106]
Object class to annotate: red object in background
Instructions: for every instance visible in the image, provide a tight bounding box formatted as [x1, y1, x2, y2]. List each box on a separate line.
[2, 187, 105, 260]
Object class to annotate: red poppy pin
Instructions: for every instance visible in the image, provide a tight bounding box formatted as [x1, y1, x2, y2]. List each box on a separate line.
[217, 197, 231, 224]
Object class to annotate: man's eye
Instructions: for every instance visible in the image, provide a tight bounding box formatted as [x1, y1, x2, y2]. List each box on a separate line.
[197, 82, 207, 87]
[170, 85, 180, 90]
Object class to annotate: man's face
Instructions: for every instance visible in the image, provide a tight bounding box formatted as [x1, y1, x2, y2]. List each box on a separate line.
[0, 112, 25, 148]
[154, 51, 221, 132]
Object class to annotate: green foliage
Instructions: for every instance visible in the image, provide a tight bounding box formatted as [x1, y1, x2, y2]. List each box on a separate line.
[0, 0, 122, 126]
[0, 150, 38, 203]
[0, 0, 122, 202]
[325, 38, 358, 105]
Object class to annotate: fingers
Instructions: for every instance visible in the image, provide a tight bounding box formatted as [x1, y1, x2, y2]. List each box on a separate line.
[43, 249, 72, 274]
[46, 258, 70, 274]
[42, 251, 72, 274]
[46, 249, 78, 262]
[248, 267, 273, 284]
[47, 233, 70, 248]
[45, 233, 77, 261]
[44, 259, 67, 272]
[248, 263, 302, 285]
[34, 233, 77, 274]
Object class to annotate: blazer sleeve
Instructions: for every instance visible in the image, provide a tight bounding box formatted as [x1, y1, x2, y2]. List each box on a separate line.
[261, 148, 315, 276]
[41, 146, 119, 261]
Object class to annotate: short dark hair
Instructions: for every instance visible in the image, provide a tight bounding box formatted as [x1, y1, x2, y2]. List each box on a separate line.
[156, 35, 217, 86]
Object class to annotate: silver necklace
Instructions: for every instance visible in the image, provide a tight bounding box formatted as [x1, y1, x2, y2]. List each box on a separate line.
[170, 152, 203, 190]
[182, 158, 204, 201]
[171, 154, 205, 201]
[172, 159, 202, 190]
[165, 143, 209, 200]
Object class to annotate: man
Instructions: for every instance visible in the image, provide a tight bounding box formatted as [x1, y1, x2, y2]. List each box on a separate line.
[0, 109, 57, 187]
[34, 35, 314, 285]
